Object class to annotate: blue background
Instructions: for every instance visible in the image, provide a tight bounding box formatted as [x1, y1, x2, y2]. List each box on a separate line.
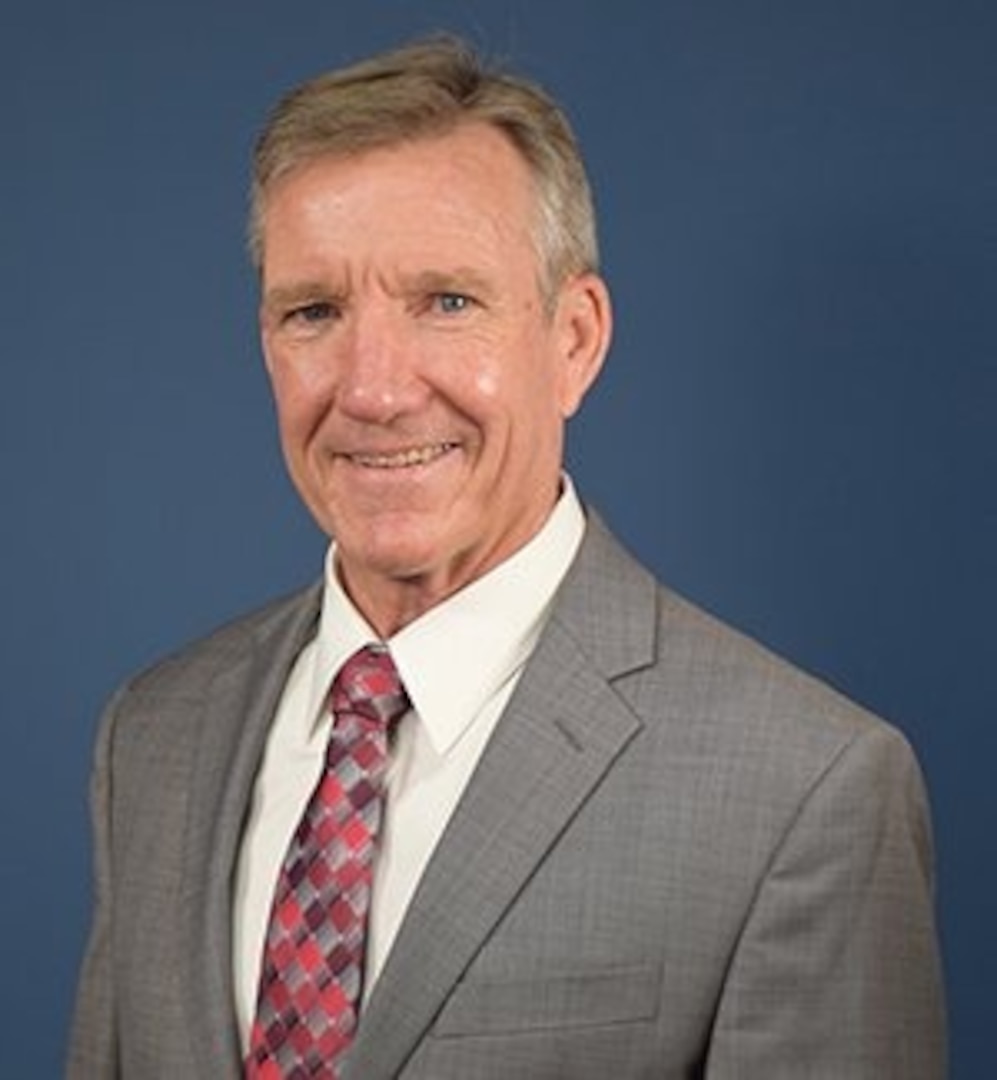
[2, 1, 993, 1075]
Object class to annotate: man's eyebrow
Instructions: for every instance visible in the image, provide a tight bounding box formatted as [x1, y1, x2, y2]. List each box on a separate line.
[261, 282, 338, 312]
[404, 267, 495, 296]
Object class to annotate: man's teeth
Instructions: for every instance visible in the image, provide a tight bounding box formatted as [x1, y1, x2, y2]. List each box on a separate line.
[350, 443, 455, 469]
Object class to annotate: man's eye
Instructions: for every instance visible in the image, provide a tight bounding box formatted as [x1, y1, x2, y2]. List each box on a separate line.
[434, 293, 472, 314]
[285, 301, 336, 325]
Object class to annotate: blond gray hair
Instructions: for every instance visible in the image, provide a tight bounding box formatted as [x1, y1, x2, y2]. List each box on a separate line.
[249, 36, 599, 300]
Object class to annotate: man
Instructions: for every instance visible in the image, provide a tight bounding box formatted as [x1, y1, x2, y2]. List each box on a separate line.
[69, 36, 946, 1079]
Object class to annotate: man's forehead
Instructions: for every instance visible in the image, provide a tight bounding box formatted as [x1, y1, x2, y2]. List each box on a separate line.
[256, 123, 547, 301]
[262, 123, 533, 211]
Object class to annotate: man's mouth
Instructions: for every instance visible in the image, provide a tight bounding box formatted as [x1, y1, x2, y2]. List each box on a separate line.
[346, 442, 458, 469]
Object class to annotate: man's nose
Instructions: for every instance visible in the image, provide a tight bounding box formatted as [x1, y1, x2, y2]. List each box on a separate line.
[336, 306, 425, 422]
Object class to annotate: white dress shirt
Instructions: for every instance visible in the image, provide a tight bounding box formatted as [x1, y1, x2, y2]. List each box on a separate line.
[232, 481, 586, 1048]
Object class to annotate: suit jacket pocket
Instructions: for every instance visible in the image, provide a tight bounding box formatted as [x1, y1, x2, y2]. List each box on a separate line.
[432, 964, 661, 1037]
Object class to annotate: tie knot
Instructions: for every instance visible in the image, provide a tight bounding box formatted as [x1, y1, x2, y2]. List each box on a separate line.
[330, 644, 410, 731]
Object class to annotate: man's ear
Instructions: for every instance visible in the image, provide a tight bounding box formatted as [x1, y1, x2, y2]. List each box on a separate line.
[555, 272, 613, 418]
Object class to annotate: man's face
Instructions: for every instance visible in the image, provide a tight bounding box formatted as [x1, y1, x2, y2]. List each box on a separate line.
[259, 122, 610, 631]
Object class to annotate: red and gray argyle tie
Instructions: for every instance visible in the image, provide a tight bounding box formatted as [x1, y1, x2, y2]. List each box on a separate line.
[245, 645, 410, 1079]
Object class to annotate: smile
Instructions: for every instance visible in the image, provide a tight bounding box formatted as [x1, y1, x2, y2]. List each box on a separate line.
[346, 442, 458, 469]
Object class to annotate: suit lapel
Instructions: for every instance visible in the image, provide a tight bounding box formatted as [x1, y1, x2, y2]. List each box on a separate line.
[178, 586, 322, 1078]
[346, 516, 658, 1080]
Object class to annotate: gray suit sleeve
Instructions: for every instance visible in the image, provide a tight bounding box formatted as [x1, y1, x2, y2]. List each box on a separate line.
[705, 723, 946, 1078]
[67, 691, 123, 1079]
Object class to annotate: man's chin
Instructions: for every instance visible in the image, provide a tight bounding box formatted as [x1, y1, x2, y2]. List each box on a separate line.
[336, 533, 442, 589]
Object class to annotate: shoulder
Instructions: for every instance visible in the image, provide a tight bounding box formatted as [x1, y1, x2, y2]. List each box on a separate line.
[556, 512, 935, 936]
[113, 580, 323, 704]
[566, 509, 922, 802]
[89, 582, 323, 793]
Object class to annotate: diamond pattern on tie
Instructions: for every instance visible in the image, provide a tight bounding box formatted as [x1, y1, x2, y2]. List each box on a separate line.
[246, 645, 410, 1079]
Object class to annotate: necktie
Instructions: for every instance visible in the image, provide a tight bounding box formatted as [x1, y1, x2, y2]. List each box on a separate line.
[246, 645, 410, 1079]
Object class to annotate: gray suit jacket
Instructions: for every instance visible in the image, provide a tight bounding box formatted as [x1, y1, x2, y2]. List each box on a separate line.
[68, 513, 945, 1078]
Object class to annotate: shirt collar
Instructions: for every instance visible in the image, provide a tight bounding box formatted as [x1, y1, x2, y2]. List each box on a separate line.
[307, 478, 586, 755]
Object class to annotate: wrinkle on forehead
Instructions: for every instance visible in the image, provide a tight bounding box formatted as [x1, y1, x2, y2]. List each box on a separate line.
[258, 123, 549, 294]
